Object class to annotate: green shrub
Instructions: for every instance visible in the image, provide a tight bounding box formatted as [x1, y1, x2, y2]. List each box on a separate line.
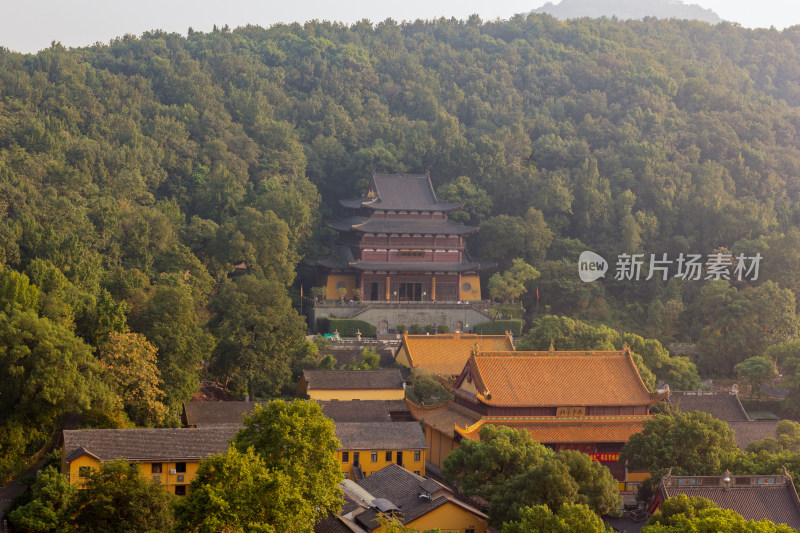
[397, 324, 407, 334]
[409, 324, 422, 334]
[473, 319, 523, 336]
[424, 324, 435, 334]
[316, 318, 377, 337]
[437, 324, 449, 334]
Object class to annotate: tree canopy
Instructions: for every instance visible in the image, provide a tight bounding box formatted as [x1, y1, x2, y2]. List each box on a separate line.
[175, 446, 312, 533]
[620, 411, 740, 477]
[232, 399, 343, 525]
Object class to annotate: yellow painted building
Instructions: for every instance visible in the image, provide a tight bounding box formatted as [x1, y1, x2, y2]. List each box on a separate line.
[458, 275, 482, 301]
[62, 427, 239, 496]
[325, 273, 357, 300]
[299, 369, 406, 401]
[394, 501, 487, 533]
[322, 464, 488, 533]
[334, 421, 428, 479]
[407, 400, 479, 470]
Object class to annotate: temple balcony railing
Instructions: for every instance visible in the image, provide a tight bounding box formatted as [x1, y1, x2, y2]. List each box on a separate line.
[312, 299, 494, 312]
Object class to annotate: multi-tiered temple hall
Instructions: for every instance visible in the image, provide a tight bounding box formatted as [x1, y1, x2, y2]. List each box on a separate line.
[319, 173, 489, 303]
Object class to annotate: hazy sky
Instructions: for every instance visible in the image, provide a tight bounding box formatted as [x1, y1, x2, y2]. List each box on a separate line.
[3, 0, 799, 54]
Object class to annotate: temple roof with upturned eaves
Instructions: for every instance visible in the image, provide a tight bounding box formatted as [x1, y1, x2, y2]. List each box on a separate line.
[328, 216, 476, 236]
[456, 350, 662, 408]
[340, 173, 461, 212]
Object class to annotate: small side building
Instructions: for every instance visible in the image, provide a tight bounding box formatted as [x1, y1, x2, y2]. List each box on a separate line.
[61, 427, 239, 495]
[335, 421, 428, 479]
[298, 369, 406, 401]
[316, 463, 488, 533]
[647, 468, 800, 529]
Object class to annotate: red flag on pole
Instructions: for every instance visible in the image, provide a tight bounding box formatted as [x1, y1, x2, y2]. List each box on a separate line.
[536, 286, 540, 299]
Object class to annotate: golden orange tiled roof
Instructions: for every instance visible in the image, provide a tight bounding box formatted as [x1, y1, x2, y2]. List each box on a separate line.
[455, 416, 649, 443]
[401, 332, 515, 377]
[466, 350, 656, 407]
[406, 400, 481, 438]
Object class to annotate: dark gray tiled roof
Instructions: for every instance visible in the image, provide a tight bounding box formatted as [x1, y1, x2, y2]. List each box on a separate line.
[335, 422, 427, 450]
[340, 174, 461, 212]
[317, 244, 356, 270]
[182, 399, 410, 427]
[182, 401, 256, 427]
[353, 464, 486, 529]
[728, 420, 780, 450]
[313, 516, 357, 533]
[63, 427, 239, 463]
[319, 400, 409, 423]
[329, 216, 475, 236]
[669, 391, 750, 421]
[661, 473, 800, 528]
[302, 370, 405, 391]
[314, 494, 365, 533]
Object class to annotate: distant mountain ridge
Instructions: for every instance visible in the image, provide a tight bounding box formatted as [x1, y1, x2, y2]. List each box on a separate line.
[533, 0, 723, 24]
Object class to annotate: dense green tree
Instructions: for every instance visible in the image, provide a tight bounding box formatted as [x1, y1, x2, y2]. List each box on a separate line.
[735, 356, 778, 399]
[691, 281, 799, 375]
[0, 307, 114, 480]
[344, 347, 380, 370]
[208, 276, 306, 397]
[489, 451, 620, 525]
[232, 400, 343, 524]
[436, 175, 493, 225]
[8, 466, 76, 533]
[621, 412, 740, 478]
[98, 331, 169, 426]
[129, 283, 214, 412]
[488, 258, 540, 313]
[501, 503, 612, 533]
[0, 267, 40, 313]
[406, 369, 453, 405]
[70, 460, 175, 532]
[443, 424, 553, 500]
[476, 210, 553, 270]
[175, 446, 314, 533]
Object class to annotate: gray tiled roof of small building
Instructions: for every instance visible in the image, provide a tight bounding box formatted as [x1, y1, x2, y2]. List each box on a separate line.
[302, 370, 405, 390]
[334, 422, 427, 450]
[314, 493, 368, 533]
[63, 427, 239, 463]
[319, 400, 409, 423]
[669, 391, 750, 421]
[728, 420, 780, 450]
[354, 464, 486, 527]
[183, 401, 256, 427]
[183, 400, 411, 428]
[313, 516, 359, 533]
[662, 475, 800, 528]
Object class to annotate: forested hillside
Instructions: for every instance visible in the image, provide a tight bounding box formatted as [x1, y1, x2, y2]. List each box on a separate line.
[3, 14, 800, 478]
